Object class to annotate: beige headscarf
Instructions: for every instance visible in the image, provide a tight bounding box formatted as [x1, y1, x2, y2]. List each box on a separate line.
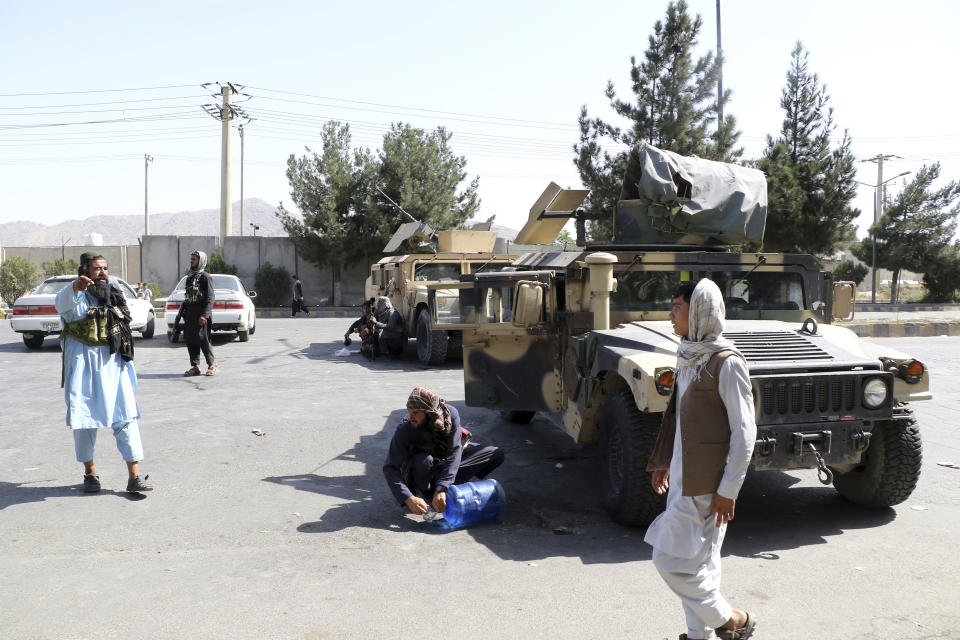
[675, 278, 742, 379]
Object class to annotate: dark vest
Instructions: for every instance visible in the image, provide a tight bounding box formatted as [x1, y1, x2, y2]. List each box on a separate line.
[646, 349, 743, 496]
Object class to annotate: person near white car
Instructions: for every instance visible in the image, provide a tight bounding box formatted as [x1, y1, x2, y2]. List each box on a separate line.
[55, 252, 153, 494]
[177, 250, 218, 376]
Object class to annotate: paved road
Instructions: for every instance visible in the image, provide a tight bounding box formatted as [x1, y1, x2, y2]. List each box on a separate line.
[1, 320, 957, 639]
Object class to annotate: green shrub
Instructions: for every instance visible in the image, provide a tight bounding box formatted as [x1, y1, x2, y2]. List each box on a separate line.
[208, 252, 238, 275]
[147, 282, 163, 301]
[0, 257, 40, 305]
[254, 261, 291, 307]
[922, 249, 960, 302]
[832, 259, 868, 286]
[42, 258, 80, 278]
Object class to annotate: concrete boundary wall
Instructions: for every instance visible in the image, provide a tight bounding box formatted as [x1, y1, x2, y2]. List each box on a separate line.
[0, 245, 138, 284]
[3, 237, 372, 304]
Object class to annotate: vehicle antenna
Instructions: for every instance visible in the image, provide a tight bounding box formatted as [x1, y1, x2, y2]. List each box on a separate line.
[376, 187, 419, 224]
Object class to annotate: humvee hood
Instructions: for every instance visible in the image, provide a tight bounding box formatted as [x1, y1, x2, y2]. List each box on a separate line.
[592, 319, 881, 373]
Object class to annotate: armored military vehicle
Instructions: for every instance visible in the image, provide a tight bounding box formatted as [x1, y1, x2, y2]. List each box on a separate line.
[426, 144, 930, 526]
[365, 222, 518, 365]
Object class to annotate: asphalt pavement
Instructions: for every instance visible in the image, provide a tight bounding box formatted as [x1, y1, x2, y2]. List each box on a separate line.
[0, 319, 958, 639]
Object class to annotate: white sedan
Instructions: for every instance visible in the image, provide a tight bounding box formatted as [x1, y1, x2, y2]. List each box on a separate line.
[164, 274, 257, 343]
[9, 275, 157, 349]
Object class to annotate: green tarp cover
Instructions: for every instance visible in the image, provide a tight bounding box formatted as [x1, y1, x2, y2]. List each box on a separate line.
[623, 143, 767, 245]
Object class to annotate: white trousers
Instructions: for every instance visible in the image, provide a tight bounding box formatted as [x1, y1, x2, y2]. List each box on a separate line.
[652, 538, 732, 639]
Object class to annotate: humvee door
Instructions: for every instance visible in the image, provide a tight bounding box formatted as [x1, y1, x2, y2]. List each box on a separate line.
[428, 271, 564, 412]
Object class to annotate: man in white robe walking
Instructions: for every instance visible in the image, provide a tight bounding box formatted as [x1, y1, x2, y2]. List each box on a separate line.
[645, 279, 757, 640]
[56, 253, 153, 494]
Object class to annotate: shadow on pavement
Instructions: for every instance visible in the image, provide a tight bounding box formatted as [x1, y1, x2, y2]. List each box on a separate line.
[265, 406, 903, 564]
[723, 470, 897, 559]
[296, 340, 462, 373]
[137, 372, 186, 380]
[0, 481, 148, 509]
[264, 406, 651, 565]
[0, 340, 61, 353]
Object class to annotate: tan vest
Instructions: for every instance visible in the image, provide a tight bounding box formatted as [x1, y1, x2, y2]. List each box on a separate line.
[646, 349, 742, 496]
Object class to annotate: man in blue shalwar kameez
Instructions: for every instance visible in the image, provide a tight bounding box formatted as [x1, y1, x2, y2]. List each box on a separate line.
[56, 253, 153, 494]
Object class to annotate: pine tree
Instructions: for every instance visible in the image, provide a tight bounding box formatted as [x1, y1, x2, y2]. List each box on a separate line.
[279, 121, 481, 303]
[758, 42, 858, 255]
[852, 163, 960, 301]
[573, 0, 741, 239]
[279, 121, 381, 306]
[373, 123, 480, 232]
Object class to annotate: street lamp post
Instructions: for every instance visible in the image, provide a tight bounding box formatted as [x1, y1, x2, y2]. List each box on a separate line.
[856, 165, 910, 303]
[249, 223, 259, 237]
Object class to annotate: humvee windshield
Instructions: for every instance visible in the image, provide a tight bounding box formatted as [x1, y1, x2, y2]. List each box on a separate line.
[470, 261, 513, 274]
[611, 272, 682, 311]
[707, 270, 805, 313]
[609, 269, 805, 316]
[414, 263, 461, 282]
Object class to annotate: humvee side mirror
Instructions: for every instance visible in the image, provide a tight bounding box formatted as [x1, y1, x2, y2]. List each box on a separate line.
[513, 282, 543, 326]
[832, 281, 855, 321]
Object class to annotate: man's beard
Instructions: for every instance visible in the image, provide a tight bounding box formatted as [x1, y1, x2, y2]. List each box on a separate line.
[89, 277, 110, 304]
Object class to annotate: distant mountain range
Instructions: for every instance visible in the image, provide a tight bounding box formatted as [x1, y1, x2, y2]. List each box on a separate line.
[0, 199, 521, 247]
[0, 199, 286, 247]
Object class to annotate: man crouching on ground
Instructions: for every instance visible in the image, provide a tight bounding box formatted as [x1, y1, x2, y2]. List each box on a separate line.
[383, 387, 504, 515]
[644, 279, 757, 640]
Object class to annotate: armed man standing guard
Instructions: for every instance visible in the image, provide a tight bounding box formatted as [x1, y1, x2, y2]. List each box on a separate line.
[645, 279, 757, 640]
[383, 387, 504, 515]
[56, 253, 152, 494]
[180, 250, 217, 376]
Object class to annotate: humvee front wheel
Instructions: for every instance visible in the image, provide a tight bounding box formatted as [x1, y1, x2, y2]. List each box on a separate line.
[833, 406, 922, 508]
[416, 311, 448, 365]
[599, 390, 666, 527]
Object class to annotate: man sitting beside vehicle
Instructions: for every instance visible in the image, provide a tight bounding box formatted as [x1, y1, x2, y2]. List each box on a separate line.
[372, 296, 406, 359]
[383, 386, 505, 516]
[344, 299, 374, 344]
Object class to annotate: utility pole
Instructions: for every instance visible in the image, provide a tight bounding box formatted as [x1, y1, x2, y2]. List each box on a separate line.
[144, 154, 154, 236]
[716, 0, 723, 125]
[239, 124, 245, 236]
[219, 85, 233, 249]
[860, 153, 906, 303]
[202, 82, 251, 249]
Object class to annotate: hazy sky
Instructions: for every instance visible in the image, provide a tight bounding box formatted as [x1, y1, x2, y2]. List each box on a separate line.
[1, 0, 957, 241]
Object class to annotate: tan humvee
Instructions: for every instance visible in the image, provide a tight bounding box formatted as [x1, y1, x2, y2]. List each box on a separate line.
[427, 145, 931, 527]
[364, 225, 518, 365]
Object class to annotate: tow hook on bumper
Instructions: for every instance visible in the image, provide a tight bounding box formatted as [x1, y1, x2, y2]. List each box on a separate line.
[751, 424, 872, 472]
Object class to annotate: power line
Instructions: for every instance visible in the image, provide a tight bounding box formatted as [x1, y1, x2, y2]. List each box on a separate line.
[0, 95, 206, 111]
[247, 85, 577, 129]
[0, 112, 208, 130]
[0, 125, 212, 141]
[0, 84, 200, 98]
[0, 134, 221, 147]
[0, 103, 207, 117]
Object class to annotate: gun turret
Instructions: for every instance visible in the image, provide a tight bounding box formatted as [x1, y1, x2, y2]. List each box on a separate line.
[612, 144, 767, 247]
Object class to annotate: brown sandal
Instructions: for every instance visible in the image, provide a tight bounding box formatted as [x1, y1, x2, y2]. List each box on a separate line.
[184, 366, 201, 377]
[205, 363, 218, 376]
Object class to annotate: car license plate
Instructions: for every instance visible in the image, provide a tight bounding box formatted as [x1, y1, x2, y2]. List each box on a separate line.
[42, 321, 60, 331]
